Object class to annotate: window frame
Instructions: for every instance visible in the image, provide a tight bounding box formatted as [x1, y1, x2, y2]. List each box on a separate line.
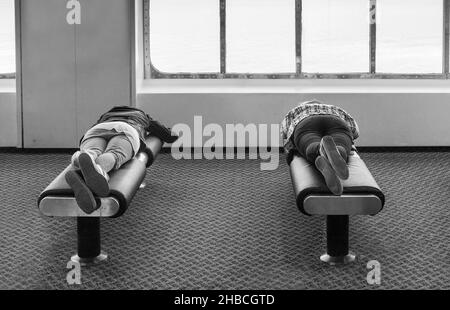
[143, 0, 450, 79]
[0, 73, 15, 79]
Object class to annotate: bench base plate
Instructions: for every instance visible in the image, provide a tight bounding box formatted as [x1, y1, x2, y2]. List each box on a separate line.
[71, 252, 108, 266]
[320, 253, 355, 265]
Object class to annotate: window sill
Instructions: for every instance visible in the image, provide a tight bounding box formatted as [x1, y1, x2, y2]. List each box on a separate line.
[137, 78, 450, 94]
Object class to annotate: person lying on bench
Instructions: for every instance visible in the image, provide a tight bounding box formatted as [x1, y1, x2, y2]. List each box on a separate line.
[281, 100, 360, 195]
[65, 106, 178, 214]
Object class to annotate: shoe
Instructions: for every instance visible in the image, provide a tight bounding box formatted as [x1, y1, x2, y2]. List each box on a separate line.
[65, 170, 99, 214]
[148, 120, 179, 143]
[315, 156, 343, 196]
[319, 136, 349, 180]
[78, 152, 110, 197]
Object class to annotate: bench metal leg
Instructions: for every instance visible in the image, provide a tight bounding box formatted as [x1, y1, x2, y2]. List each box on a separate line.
[71, 217, 107, 266]
[320, 215, 355, 265]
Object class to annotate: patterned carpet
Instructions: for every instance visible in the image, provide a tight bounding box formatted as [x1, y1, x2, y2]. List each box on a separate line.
[0, 150, 449, 290]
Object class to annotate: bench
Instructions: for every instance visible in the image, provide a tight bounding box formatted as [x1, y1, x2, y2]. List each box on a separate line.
[38, 136, 162, 265]
[290, 150, 385, 265]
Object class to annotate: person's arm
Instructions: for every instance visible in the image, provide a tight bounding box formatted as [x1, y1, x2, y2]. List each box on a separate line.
[145, 116, 179, 143]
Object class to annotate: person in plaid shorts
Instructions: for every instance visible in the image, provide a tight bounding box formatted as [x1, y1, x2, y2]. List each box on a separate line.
[281, 100, 360, 195]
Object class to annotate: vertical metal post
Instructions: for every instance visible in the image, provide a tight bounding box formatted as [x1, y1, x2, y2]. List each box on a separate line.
[77, 217, 101, 258]
[326, 215, 349, 257]
[129, 0, 136, 107]
[15, 0, 24, 148]
[71, 217, 107, 265]
[295, 0, 302, 76]
[369, 0, 377, 75]
[320, 215, 355, 265]
[220, 0, 226, 74]
[443, 0, 449, 76]
[143, 0, 151, 79]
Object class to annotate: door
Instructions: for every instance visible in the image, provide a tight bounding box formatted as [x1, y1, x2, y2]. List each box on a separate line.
[19, 0, 135, 148]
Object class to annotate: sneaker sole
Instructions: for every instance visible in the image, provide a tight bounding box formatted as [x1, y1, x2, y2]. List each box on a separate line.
[315, 156, 343, 196]
[65, 170, 98, 214]
[78, 153, 110, 197]
[321, 136, 349, 180]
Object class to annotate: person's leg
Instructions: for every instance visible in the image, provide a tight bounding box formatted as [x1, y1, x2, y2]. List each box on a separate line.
[314, 155, 343, 195]
[77, 134, 134, 197]
[65, 170, 98, 214]
[292, 118, 323, 164]
[96, 134, 134, 172]
[80, 137, 108, 158]
[76, 137, 111, 197]
[66, 138, 107, 213]
[328, 131, 352, 163]
[292, 115, 343, 195]
[71, 137, 107, 168]
[320, 117, 353, 180]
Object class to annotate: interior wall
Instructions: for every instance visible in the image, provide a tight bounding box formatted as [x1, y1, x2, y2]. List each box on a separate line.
[1, 90, 450, 148]
[1, 0, 450, 148]
[0, 92, 17, 147]
[137, 92, 450, 147]
[0, 92, 450, 147]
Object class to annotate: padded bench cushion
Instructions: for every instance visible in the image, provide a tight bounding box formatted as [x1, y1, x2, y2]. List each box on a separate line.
[37, 136, 162, 218]
[142, 136, 163, 168]
[290, 152, 385, 215]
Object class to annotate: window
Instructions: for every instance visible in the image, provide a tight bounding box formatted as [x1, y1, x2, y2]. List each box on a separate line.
[377, 0, 443, 74]
[0, 0, 15, 79]
[302, 0, 369, 73]
[226, 0, 295, 73]
[144, 0, 450, 79]
[149, 0, 220, 73]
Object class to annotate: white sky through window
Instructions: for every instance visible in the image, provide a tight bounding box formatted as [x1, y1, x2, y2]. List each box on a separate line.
[0, 0, 15, 75]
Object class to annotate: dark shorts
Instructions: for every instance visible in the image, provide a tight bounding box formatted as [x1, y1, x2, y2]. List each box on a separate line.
[292, 115, 354, 164]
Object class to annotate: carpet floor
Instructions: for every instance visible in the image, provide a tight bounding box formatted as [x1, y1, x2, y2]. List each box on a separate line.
[0, 151, 449, 289]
